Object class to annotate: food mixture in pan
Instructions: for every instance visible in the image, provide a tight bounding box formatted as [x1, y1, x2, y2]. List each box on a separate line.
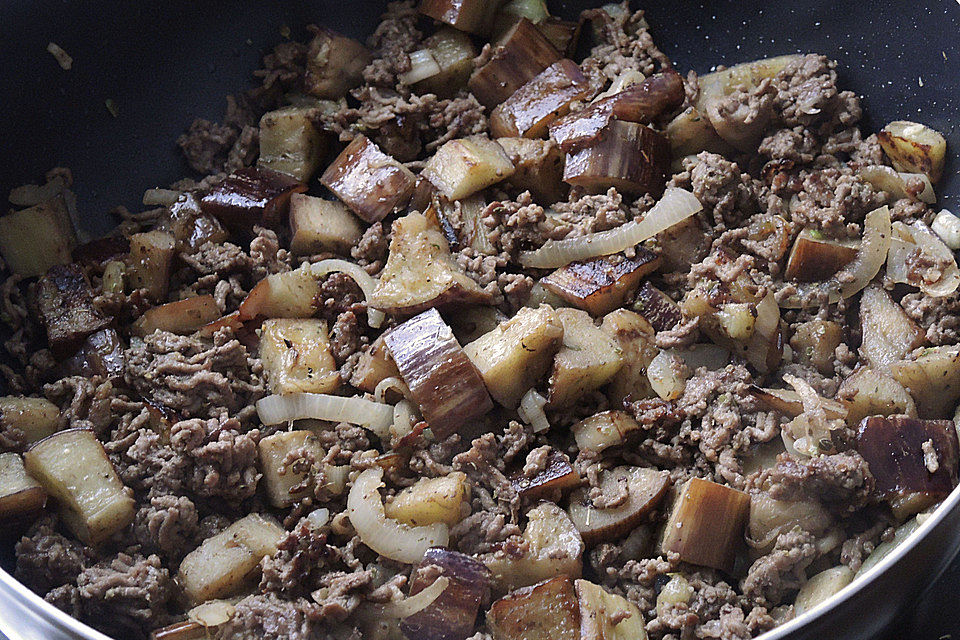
[1, 1, 956, 639]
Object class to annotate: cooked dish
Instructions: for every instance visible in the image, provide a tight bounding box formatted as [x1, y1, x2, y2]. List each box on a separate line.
[0, 1, 955, 639]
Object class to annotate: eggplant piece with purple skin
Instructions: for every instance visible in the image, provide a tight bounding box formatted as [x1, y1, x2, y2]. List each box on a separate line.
[784, 229, 858, 282]
[401, 548, 492, 640]
[58, 328, 125, 380]
[384, 308, 493, 439]
[157, 192, 229, 253]
[540, 249, 661, 316]
[200, 166, 306, 232]
[321, 135, 417, 223]
[420, 0, 504, 36]
[37, 264, 111, 358]
[487, 576, 581, 640]
[511, 448, 579, 501]
[549, 70, 685, 154]
[536, 17, 581, 57]
[468, 18, 560, 108]
[72, 235, 129, 267]
[490, 59, 592, 139]
[856, 416, 959, 502]
[632, 281, 682, 332]
[563, 120, 671, 196]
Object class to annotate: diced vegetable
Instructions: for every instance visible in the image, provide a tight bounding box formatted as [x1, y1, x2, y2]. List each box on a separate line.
[783, 230, 858, 282]
[132, 295, 221, 337]
[177, 514, 285, 604]
[887, 221, 960, 297]
[259, 318, 339, 395]
[547, 308, 623, 408]
[348, 468, 449, 564]
[789, 319, 843, 376]
[0, 396, 60, 446]
[511, 448, 579, 500]
[156, 193, 229, 254]
[856, 416, 959, 504]
[490, 59, 592, 139]
[72, 235, 130, 268]
[321, 136, 417, 224]
[304, 28, 372, 99]
[931, 210, 960, 250]
[384, 308, 493, 439]
[632, 281, 682, 332]
[59, 328, 125, 381]
[127, 230, 176, 301]
[491, 0, 549, 38]
[469, 18, 560, 108]
[599, 309, 658, 404]
[567, 466, 670, 545]
[463, 305, 564, 408]
[405, 28, 477, 96]
[575, 578, 648, 640]
[497, 137, 567, 203]
[878, 120, 947, 183]
[258, 430, 325, 508]
[24, 428, 135, 545]
[659, 477, 750, 572]
[422, 136, 516, 201]
[541, 250, 660, 316]
[859, 284, 926, 373]
[0, 453, 46, 523]
[656, 574, 693, 617]
[0, 196, 75, 277]
[238, 265, 321, 321]
[794, 566, 854, 615]
[149, 621, 207, 640]
[370, 212, 493, 315]
[563, 121, 670, 196]
[201, 167, 306, 231]
[859, 165, 936, 204]
[488, 576, 581, 640]
[400, 548, 491, 640]
[518, 388, 550, 434]
[37, 264, 111, 357]
[351, 336, 402, 394]
[385, 472, 469, 527]
[536, 17, 581, 56]
[572, 410, 642, 454]
[656, 214, 711, 273]
[425, 192, 495, 255]
[838, 367, 918, 426]
[258, 107, 326, 182]
[664, 106, 733, 158]
[486, 502, 584, 592]
[420, 0, 503, 35]
[747, 492, 831, 551]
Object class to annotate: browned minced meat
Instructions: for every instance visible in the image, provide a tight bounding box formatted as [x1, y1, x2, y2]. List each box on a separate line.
[217, 593, 342, 640]
[902, 290, 960, 345]
[754, 452, 874, 508]
[169, 415, 261, 503]
[133, 495, 200, 564]
[15, 515, 95, 594]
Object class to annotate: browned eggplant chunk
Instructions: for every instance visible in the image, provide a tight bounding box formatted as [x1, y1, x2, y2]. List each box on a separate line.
[490, 59, 592, 139]
[497, 137, 567, 204]
[321, 135, 417, 223]
[784, 230, 858, 282]
[536, 17, 581, 56]
[469, 18, 560, 108]
[37, 264, 111, 358]
[632, 281, 682, 332]
[541, 249, 661, 316]
[420, 0, 504, 36]
[200, 167, 306, 232]
[384, 308, 493, 439]
[856, 416, 959, 500]
[511, 448, 580, 501]
[563, 120, 670, 196]
[401, 548, 492, 640]
[567, 466, 670, 545]
[132, 295, 222, 337]
[58, 328, 125, 380]
[660, 477, 750, 573]
[0, 453, 46, 524]
[488, 576, 581, 640]
[157, 192, 229, 253]
[304, 27, 372, 99]
[72, 235, 130, 267]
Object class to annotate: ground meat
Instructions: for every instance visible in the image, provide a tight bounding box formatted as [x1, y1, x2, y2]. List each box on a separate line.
[107, 427, 189, 499]
[773, 54, 861, 134]
[579, 4, 671, 91]
[755, 452, 874, 509]
[362, 0, 423, 87]
[180, 240, 254, 275]
[317, 272, 365, 321]
[169, 415, 261, 503]
[124, 328, 264, 421]
[177, 119, 237, 175]
[76, 553, 173, 640]
[133, 495, 199, 564]
[741, 528, 817, 606]
[43, 375, 116, 436]
[217, 593, 329, 640]
[758, 126, 818, 165]
[688, 153, 759, 229]
[789, 167, 885, 236]
[351, 222, 389, 274]
[249, 226, 290, 278]
[15, 515, 94, 594]
[902, 290, 960, 345]
[261, 521, 334, 597]
[329, 310, 363, 365]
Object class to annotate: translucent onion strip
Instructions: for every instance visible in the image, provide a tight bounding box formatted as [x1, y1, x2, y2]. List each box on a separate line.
[398, 49, 442, 86]
[518, 187, 703, 268]
[310, 259, 385, 328]
[886, 221, 960, 297]
[256, 392, 393, 438]
[347, 468, 449, 564]
[518, 389, 550, 433]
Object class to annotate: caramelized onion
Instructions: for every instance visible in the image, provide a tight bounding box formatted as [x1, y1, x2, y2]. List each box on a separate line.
[518, 388, 550, 433]
[347, 468, 449, 564]
[310, 259, 385, 328]
[256, 393, 393, 438]
[518, 187, 702, 268]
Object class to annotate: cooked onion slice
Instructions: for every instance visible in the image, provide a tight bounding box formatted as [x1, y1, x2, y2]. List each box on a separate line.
[306, 507, 331, 530]
[886, 221, 960, 297]
[310, 259, 385, 328]
[353, 576, 450, 623]
[518, 388, 550, 433]
[859, 166, 936, 204]
[347, 468, 449, 564]
[256, 393, 393, 438]
[778, 206, 891, 309]
[518, 187, 702, 268]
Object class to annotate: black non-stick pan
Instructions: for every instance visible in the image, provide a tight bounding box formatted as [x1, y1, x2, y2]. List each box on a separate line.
[0, 1, 959, 639]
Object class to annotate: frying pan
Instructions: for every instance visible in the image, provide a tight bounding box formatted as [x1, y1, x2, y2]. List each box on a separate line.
[0, 1, 958, 639]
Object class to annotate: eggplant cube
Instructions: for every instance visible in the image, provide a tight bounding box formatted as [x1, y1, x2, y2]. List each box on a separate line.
[568, 466, 670, 545]
[878, 120, 947, 184]
[258, 106, 327, 182]
[384, 308, 493, 439]
[659, 477, 750, 573]
[289, 193, 363, 256]
[0, 452, 46, 523]
[497, 137, 567, 204]
[889, 346, 960, 418]
[600, 309, 658, 404]
[491, 59, 592, 139]
[468, 18, 560, 108]
[349, 335, 402, 393]
[201, 167, 307, 231]
[258, 430, 324, 508]
[487, 576, 581, 640]
[127, 230, 177, 301]
[511, 448, 579, 501]
[0, 396, 61, 447]
[575, 579, 648, 640]
[385, 472, 470, 527]
[400, 548, 491, 640]
[259, 318, 339, 395]
[409, 28, 477, 97]
[422, 136, 516, 201]
[237, 265, 321, 321]
[542, 250, 661, 317]
[420, 0, 502, 36]
[58, 328, 126, 381]
[321, 135, 416, 223]
[132, 295, 221, 337]
[37, 264, 111, 357]
[632, 281, 682, 332]
[784, 230, 858, 283]
[159, 192, 229, 253]
[463, 305, 564, 408]
[859, 284, 926, 374]
[547, 308, 623, 409]
[571, 410, 643, 454]
[563, 121, 670, 196]
[304, 28, 372, 99]
[24, 428, 135, 545]
[0, 196, 75, 277]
